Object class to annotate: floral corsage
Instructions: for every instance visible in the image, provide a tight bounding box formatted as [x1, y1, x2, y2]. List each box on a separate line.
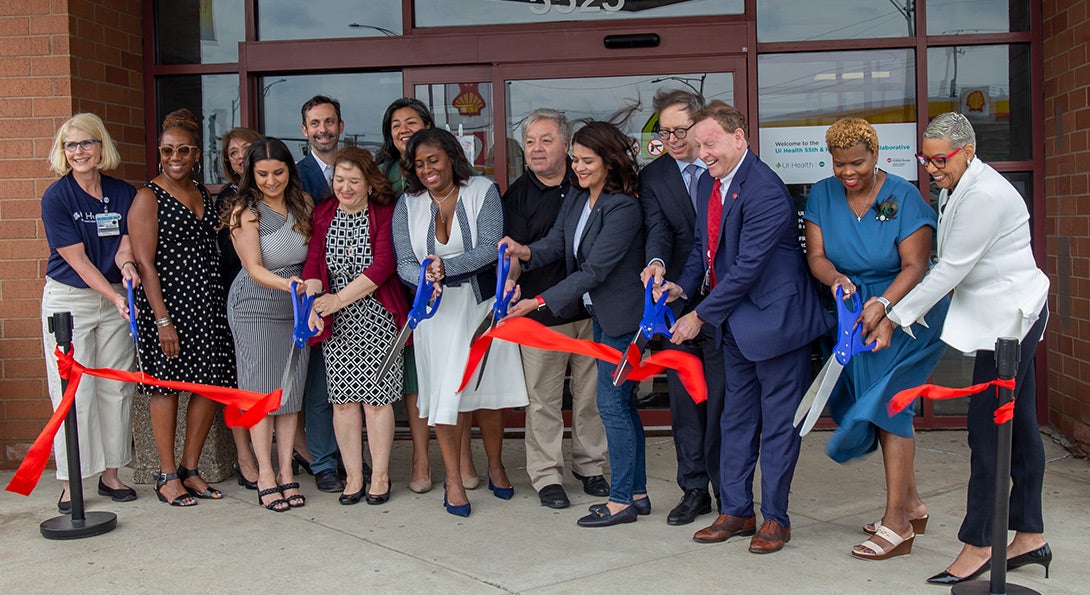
[873, 195, 898, 222]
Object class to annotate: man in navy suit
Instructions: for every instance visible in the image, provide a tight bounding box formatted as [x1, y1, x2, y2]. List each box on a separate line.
[296, 95, 349, 493]
[296, 95, 343, 204]
[638, 89, 725, 526]
[662, 101, 830, 553]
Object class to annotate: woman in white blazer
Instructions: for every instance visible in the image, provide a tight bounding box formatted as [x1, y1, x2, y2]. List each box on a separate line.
[884, 112, 1051, 585]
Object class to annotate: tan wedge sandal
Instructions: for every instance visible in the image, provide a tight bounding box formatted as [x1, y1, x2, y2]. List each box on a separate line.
[852, 525, 915, 561]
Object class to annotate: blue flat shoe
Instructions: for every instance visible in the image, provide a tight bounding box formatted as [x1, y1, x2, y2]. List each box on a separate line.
[578, 503, 638, 527]
[488, 476, 514, 500]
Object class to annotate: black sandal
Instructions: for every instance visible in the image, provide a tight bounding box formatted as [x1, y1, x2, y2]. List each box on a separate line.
[278, 481, 306, 508]
[177, 465, 223, 499]
[155, 472, 198, 507]
[258, 486, 289, 512]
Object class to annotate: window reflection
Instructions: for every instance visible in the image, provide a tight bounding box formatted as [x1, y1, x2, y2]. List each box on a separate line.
[505, 72, 733, 183]
[927, 44, 1031, 162]
[757, 0, 914, 42]
[926, 0, 1029, 34]
[259, 72, 404, 163]
[415, 0, 742, 28]
[155, 0, 245, 65]
[257, 0, 401, 40]
[156, 74, 240, 184]
[414, 83, 496, 178]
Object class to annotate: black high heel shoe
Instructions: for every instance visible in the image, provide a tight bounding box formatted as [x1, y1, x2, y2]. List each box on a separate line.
[291, 451, 313, 476]
[1008, 543, 1052, 578]
[926, 561, 990, 585]
[234, 464, 258, 490]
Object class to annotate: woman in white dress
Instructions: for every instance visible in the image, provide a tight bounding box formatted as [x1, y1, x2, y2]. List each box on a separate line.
[392, 128, 528, 517]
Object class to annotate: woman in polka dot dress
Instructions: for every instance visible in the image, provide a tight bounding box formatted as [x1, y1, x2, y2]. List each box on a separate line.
[130, 108, 236, 507]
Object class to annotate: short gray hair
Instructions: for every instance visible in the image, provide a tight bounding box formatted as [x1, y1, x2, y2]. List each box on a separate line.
[523, 108, 571, 145]
[923, 112, 976, 148]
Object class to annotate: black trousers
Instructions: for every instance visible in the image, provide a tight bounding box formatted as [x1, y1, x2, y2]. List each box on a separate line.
[958, 307, 1048, 547]
[665, 323, 725, 497]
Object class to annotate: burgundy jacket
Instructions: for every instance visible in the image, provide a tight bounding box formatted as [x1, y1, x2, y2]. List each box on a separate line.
[303, 198, 410, 346]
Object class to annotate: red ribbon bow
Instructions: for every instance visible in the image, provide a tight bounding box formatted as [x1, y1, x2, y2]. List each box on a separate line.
[5, 346, 281, 496]
[888, 378, 1017, 424]
[458, 318, 707, 403]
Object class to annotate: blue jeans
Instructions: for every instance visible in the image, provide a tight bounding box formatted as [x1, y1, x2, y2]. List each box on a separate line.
[591, 314, 646, 505]
[303, 346, 339, 474]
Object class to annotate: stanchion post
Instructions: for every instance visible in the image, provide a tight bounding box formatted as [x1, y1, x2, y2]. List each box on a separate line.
[952, 336, 1038, 595]
[40, 311, 117, 540]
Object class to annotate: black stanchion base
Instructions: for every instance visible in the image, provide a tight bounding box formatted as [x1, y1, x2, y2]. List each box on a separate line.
[951, 579, 1041, 595]
[40, 511, 117, 540]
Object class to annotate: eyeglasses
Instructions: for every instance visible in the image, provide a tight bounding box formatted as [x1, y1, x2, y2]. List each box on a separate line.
[655, 122, 696, 140]
[915, 147, 962, 168]
[158, 145, 200, 159]
[63, 139, 101, 152]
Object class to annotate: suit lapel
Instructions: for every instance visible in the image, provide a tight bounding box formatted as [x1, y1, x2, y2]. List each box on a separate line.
[565, 190, 590, 268]
[665, 160, 695, 220]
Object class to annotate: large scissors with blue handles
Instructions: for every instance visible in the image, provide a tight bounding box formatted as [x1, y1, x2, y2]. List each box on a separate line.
[794, 285, 877, 436]
[290, 280, 319, 348]
[125, 278, 143, 373]
[376, 259, 443, 382]
[611, 280, 676, 386]
[468, 245, 516, 389]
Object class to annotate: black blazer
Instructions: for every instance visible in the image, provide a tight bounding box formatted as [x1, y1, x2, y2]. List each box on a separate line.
[639, 154, 700, 274]
[296, 154, 331, 204]
[527, 187, 644, 338]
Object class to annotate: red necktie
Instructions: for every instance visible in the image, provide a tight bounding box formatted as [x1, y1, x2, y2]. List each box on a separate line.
[706, 178, 723, 287]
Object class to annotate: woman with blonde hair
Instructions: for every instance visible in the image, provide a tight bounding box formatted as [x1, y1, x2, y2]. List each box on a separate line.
[41, 113, 140, 512]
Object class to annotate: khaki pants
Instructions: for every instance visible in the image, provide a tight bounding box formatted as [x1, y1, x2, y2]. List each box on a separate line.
[521, 319, 606, 491]
[42, 278, 135, 480]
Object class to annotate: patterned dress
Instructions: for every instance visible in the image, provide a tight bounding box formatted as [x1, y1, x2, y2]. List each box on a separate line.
[135, 182, 235, 393]
[227, 201, 310, 414]
[324, 207, 402, 405]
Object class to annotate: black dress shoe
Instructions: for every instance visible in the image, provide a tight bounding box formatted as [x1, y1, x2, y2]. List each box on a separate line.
[926, 561, 990, 585]
[632, 496, 651, 516]
[572, 471, 610, 497]
[1008, 543, 1052, 578]
[578, 503, 638, 527]
[338, 488, 364, 505]
[667, 489, 712, 526]
[365, 489, 390, 505]
[97, 477, 138, 502]
[315, 469, 345, 493]
[538, 484, 570, 509]
[57, 491, 71, 514]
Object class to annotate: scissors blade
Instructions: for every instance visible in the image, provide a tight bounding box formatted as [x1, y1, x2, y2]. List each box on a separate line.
[376, 322, 412, 382]
[795, 357, 834, 427]
[470, 312, 494, 345]
[473, 317, 502, 390]
[611, 332, 648, 387]
[798, 358, 844, 436]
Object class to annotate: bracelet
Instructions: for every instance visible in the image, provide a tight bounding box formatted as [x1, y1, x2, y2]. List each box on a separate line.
[875, 296, 893, 316]
[121, 261, 137, 271]
[155, 316, 173, 328]
[534, 295, 547, 311]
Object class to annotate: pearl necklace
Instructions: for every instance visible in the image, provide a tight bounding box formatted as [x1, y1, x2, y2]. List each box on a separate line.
[430, 185, 457, 224]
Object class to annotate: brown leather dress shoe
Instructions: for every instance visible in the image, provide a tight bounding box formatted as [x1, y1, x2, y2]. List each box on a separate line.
[692, 513, 757, 543]
[749, 519, 791, 554]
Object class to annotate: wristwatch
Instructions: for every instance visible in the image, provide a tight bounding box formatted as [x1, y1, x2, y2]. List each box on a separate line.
[875, 296, 893, 316]
[534, 295, 547, 311]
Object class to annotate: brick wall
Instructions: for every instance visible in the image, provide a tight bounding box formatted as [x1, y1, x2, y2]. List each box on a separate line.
[0, 0, 143, 469]
[1043, 0, 1090, 453]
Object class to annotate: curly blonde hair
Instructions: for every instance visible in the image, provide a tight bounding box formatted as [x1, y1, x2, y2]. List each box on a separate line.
[825, 117, 879, 155]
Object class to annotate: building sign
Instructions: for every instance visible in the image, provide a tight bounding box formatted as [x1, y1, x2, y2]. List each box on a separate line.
[758, 123, 918, 185]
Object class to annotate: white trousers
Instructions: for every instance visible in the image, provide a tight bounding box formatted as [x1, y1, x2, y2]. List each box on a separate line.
[41, 277, 135, 480]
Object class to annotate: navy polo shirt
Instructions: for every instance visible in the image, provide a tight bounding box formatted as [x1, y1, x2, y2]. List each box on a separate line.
[41, 173, 136, 288]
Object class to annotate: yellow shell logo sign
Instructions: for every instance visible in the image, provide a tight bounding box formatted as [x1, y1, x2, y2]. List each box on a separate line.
[453, 83, 486, 116]
[966, 90, 986, 112]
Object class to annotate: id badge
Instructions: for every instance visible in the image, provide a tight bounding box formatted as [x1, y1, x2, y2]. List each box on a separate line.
[96, 212, 121, 237]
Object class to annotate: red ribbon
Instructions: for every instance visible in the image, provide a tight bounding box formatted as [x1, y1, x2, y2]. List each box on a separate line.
[5, 346, 281, 496]
[458, 318, 707, 403]
[888, 378, 1017, 424]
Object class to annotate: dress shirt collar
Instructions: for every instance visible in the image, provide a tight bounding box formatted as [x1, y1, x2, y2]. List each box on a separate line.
[715, 149, 749, 201]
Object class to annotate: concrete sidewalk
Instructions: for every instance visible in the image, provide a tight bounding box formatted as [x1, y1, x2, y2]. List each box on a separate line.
[1, 429, 1086, 594]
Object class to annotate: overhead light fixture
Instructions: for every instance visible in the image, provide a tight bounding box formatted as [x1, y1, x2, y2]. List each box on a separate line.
[842, 72, 865, 80]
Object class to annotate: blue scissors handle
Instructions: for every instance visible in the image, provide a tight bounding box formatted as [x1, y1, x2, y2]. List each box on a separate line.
[640, 281, 676, 340]
[290, 280, 319, 348]
[125, 278, 138, 342]
[833, 285, 877, 365]
[492, 244, 516, 320]
[409, 258, 442, 328]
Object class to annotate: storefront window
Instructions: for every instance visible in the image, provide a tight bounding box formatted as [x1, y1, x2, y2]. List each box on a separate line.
[414, 0, 743, 28]
[414, 83, 496, 179]
[757, 0, 915, 43]
[505, 72, 734, 183]
[155, 74, 241, 184]
[926, 0, 1030, 35]
[156, 0, 245, 64]
[927, 44, 1032, 162]
[257, 0, 402, 40]
[259, 72, 404, 163]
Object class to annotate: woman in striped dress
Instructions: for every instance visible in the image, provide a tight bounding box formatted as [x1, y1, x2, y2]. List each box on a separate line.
[222, 137, 313, 512]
